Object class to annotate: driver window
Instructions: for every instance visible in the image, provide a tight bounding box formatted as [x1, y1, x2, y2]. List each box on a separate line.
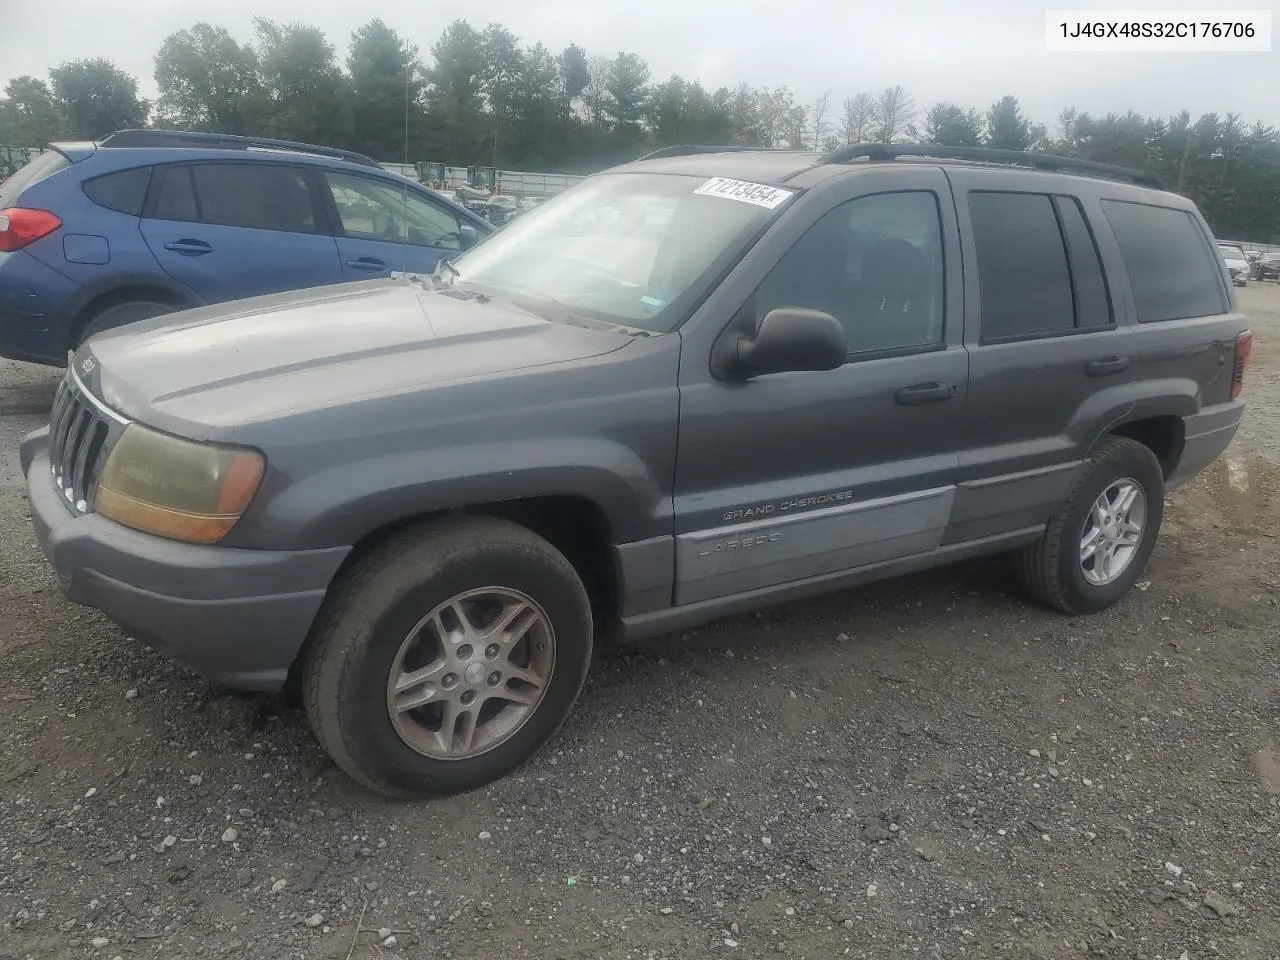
[754, 191, 945, 356]
[324, 171, 462, 250]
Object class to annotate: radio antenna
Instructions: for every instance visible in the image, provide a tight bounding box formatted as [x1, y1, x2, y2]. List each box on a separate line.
[400, 41, 411, 275]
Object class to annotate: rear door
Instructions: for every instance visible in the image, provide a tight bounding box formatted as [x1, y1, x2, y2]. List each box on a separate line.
[139, 161, 342, 303]
[318, 169, 468, 280]
[946, 170, 1136, 542]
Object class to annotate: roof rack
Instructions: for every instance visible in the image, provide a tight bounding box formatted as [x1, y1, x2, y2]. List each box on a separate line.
[821, 142, 1163, 189]
[98, 129, 380, 168]
[635, 144, 810, 162]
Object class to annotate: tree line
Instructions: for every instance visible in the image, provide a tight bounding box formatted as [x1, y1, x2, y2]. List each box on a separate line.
[1, 17, 1278, 242]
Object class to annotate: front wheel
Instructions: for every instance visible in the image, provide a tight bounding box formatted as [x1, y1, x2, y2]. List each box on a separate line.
[302, 516, 593, 799]
[1014, 436, 1164, 615]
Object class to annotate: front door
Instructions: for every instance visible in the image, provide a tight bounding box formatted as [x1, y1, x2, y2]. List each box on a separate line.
[319, 170, 468, 281]
[673, 168, 969, 605]
[140, 161, 342, 303]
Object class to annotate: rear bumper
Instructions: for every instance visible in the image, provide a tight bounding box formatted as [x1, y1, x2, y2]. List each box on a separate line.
[22, 428, 350, 691]
[0, 250, 79, 365]
[1167, 399, 1245, 491]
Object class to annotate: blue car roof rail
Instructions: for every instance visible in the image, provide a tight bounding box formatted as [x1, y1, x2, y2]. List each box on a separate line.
[99, 129, 380, 168]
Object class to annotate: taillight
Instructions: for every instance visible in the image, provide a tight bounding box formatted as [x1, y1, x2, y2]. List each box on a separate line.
[0, 208, 62, 252]
[1231, 329, 1252, 400]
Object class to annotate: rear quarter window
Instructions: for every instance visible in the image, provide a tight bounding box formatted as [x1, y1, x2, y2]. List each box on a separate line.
[1101, 200, 1227, 322]
[0, 150, 70, 205]
[82, 166, 152, 216]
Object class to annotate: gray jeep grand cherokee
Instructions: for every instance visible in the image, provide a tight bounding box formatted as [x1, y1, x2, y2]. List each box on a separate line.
[21, 143, 1251, 799]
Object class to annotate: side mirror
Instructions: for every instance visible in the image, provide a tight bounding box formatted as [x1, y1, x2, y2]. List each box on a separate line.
[459, 223, 480, 250]
[723, 307, 847, 379]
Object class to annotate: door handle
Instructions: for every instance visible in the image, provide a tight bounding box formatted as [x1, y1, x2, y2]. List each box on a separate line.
[895, 382, 956, 405]
[1086, 355, 1130, 377]
[346, 258, 388, 272]
[163, 239, 212, 256]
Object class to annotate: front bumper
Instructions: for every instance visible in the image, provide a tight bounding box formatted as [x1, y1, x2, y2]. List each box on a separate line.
[21, 427, 350, 691]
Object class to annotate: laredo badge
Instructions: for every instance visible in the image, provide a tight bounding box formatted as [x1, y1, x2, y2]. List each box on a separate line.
[693, 177, 795, 210]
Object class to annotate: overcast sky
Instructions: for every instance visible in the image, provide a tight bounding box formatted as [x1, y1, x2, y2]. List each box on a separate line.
[2, 0, 1277, 131]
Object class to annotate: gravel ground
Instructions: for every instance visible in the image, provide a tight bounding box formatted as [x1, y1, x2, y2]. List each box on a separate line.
[2, 286, 1278, 960]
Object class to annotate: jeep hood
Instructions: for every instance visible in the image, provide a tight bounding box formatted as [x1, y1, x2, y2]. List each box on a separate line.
[78, 279, 633, 437]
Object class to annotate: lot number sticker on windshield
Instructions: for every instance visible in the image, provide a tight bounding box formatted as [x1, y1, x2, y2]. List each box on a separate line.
[693, 177, 794, 209]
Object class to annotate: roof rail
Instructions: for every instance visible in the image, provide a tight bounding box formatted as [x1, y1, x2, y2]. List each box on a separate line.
[98, 129, 380, 168]
[821, 142, 1163, 189]
[634, 144, 808, 162]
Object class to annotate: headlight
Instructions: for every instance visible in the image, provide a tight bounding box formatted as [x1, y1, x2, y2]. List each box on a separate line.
[95, 424, 265, 544]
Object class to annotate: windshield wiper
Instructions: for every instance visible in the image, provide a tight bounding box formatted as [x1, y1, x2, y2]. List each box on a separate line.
[518, 298, 653, 337]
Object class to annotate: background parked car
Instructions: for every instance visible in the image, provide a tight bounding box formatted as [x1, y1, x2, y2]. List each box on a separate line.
[1218, 242, 1250, 286]
[1251, 252, 1280, 281]
[0, 129, 492, 367]
[482, 194, 519, 225]
[452, 184, 492, 214]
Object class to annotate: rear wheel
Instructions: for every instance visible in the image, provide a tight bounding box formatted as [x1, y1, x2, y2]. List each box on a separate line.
[302, 516, 593, 799]
[75, 299, 173, 349]
[1014, 436, 1164, 614]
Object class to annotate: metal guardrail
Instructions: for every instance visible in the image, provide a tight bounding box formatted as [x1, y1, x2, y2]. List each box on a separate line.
[405, 161, 585, 198]
[1220, 238, 1280, 254]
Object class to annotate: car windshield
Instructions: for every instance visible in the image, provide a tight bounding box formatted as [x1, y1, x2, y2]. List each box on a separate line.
[1218, 244, 1245, 260]
[441, 172, 793, 332]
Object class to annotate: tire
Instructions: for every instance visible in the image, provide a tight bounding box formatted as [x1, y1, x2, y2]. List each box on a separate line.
[76, 300, 173, 349]
[1014, 436, 1164, 615]
[302, 515, 593, 799]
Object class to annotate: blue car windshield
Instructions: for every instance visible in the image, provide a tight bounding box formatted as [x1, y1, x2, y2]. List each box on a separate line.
[444, 172, 794, 332]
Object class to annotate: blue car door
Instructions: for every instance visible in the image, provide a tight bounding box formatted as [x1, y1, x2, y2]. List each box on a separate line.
[139, 161, 342, 303]
[320, 169, 468, 280]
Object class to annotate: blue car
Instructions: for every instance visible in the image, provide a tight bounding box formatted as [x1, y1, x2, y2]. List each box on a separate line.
[0, 129, 492, 366]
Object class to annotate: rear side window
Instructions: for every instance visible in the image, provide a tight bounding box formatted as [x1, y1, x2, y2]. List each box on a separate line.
[969, 192, 1075, 341]
[1101, 200, 1226, 322]
[1055, 196, 1112, 328]
[0, 150, 70, 205]
[153, 166, 198, 221]
[82, 166, 152, 216]
[193, 164, 317, 233]
[148, 162, 318, 234]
